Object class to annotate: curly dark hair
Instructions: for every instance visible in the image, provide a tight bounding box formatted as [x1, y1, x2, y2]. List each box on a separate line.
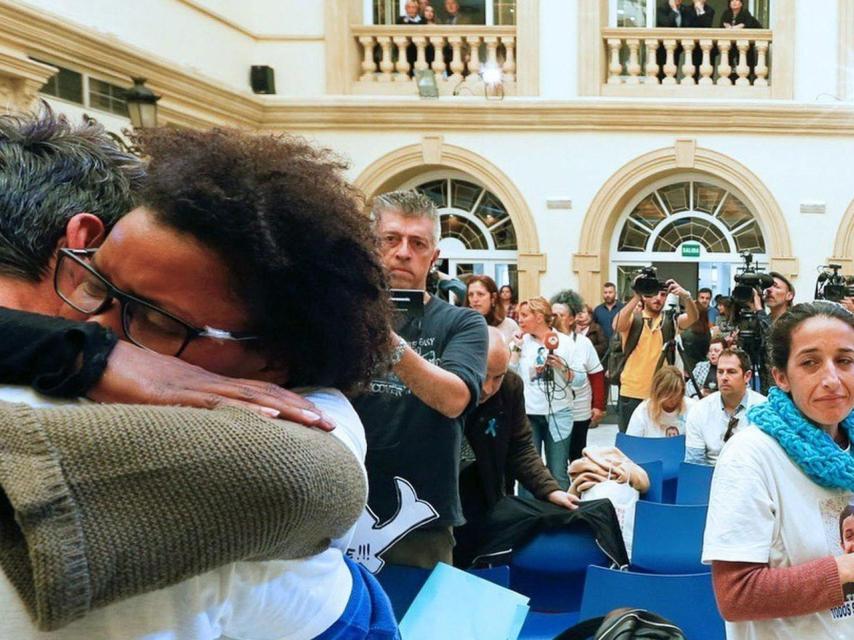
[132, 127, 393, 393]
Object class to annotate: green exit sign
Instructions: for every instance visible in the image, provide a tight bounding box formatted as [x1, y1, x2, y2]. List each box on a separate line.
[681, 243, 701, 258]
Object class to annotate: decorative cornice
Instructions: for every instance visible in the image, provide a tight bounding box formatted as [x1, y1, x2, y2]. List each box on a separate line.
[1, 0, 263, 127]
[3, 1, 854, 137]
[261, 99, 854, 136]
[176, 0, 324, 42]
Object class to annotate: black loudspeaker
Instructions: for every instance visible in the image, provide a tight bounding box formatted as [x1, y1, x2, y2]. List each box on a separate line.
[250, 65, 276, 94]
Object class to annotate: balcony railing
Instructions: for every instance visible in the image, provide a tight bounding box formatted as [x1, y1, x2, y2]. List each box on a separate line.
[351, 25, 517, 96]
[601, 28, 773, 97]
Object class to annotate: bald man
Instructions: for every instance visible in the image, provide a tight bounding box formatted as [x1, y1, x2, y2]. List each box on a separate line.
[459, 328, 578, 518]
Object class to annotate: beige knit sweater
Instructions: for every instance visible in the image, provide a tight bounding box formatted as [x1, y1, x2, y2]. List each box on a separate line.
[0, 401, 366, 631]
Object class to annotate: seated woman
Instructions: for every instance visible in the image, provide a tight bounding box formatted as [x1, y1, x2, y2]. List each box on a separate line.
[465, 274, 519, 344]
[29, 127, 397, 639]
[627, 365, 695, 438]
[704, 302, 854, 638]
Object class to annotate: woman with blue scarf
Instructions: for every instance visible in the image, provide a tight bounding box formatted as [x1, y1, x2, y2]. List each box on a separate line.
[703, 302, 854, 639]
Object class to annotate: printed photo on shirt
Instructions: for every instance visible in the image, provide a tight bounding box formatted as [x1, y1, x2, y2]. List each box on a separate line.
[665, 426, 679, 438]
[820, 496, 854, 616]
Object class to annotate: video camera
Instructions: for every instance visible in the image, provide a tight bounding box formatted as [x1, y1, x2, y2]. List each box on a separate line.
[731, 252, 774, 306]
[632, 266, 667, 296]
[815, 264, 854, 302]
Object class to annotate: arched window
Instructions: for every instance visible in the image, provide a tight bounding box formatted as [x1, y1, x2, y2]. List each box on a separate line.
[403, 174, 518, 288]
[612, 178, 768, 297]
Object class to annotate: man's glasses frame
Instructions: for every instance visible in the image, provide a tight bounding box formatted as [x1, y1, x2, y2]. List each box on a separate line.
[55, 248, 259, 357]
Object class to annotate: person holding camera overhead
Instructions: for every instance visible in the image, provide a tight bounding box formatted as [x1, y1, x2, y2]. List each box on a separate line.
[614, 269, 699, 433]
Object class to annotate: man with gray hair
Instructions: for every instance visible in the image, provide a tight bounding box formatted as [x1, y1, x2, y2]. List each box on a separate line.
[352, 189, 488, 569]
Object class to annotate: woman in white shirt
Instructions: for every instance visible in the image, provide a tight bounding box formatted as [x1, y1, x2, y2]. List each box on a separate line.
[627, 365, 695, 438]
[510, 296, 587, 491]
[465, 275, 519, 345]
[703, 302, 854, 639]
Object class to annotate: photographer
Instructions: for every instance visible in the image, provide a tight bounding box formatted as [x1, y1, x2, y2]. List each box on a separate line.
[614, 269, 698, 433]
[765, 271, 795, 323]
[724, 256, 787, 395]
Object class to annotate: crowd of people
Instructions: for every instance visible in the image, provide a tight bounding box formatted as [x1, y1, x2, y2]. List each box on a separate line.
[3, 104, 854, 639]
[396, 0, 468, 25]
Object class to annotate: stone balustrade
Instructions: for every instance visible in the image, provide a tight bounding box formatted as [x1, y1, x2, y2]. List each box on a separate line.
[352, 25, 517, 96]
[601, 28, 773, 96]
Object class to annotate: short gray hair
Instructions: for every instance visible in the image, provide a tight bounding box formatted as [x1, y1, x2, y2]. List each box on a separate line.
[371, 190, 440, 245]
[0, 103, 145, 281]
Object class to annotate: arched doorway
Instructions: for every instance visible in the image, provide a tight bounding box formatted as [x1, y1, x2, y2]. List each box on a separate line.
[829, 197, 854, 273]
[354, 139, 545, 298]
[612, 176, 768, 298]
[573, 141, 796, 306]
[398, 171, 519, 290]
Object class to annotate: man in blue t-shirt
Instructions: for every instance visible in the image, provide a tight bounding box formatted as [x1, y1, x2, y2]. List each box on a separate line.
[592, 281, 624, 342]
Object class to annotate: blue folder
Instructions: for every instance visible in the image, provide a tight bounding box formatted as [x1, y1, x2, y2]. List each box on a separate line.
[399, 562, 530, 640]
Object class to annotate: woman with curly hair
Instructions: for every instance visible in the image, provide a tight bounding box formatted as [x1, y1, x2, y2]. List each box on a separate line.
[54, 127, 398, 639]
[466, 274, 519, 344]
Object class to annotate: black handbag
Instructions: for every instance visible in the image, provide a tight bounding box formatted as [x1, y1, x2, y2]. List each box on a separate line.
[554, 607, 686, 640]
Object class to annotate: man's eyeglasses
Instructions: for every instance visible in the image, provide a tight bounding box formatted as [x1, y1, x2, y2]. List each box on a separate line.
[723, 415, 740, 443]
[54, 248, 259, 357]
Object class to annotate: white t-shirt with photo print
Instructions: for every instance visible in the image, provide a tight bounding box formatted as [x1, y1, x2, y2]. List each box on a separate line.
[703, 426, 854, 640]
[516, 331, 589, 416]
[626, 397, 696, 438]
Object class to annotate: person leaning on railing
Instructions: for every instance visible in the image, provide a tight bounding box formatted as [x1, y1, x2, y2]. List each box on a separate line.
[720, 0, 762, 82]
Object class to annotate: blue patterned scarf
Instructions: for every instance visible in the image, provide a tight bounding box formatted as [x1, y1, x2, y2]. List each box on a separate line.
[748, 387, 854, 491]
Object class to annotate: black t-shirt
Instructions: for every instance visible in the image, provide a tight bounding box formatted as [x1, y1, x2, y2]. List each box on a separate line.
[0, 306, 116, 396]
[353, 296, 488, 528]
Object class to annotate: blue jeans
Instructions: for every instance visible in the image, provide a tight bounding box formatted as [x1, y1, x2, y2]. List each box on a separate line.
[315, 556, 400, 639]
[520, 410, 573, 494]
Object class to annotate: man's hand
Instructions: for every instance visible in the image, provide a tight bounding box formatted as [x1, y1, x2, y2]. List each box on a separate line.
[87, 340, 334, 430]
[590, 408, 605, 426]
[665, 279, 689, 298]
[547, 490, 580, 510]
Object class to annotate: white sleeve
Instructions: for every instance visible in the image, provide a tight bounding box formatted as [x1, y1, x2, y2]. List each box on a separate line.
[626, 402, 647, 437]
[684, 401, 706, 452]
[580, 336, 604, 374]
[702, 436, 776, 564]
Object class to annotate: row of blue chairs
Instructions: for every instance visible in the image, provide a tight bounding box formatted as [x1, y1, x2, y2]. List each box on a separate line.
[377, 562, 724, 640]
[636, 459, 713, 505]
[521, 566, 724, 640]
[616, 433, 715, 504]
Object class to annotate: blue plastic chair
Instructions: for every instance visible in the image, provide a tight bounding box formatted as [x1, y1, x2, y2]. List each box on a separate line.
[676, 461, 715, 505]
[510, 524, 610, 612]
[579, 566, 725, 640]
[636, 459, 663, 503]
[518, 611, 580, 640]
[374, 564, 431, 622]
[630, 501, 709, 573]
[616, 433, 686, 502]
